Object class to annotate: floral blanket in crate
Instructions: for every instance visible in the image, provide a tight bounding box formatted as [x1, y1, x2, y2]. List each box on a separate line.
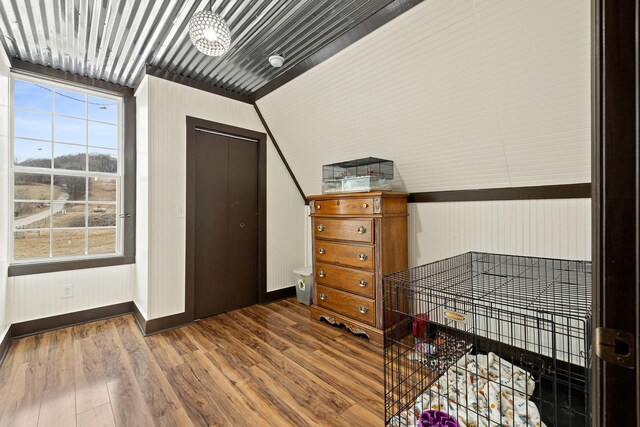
[391, 352, 546, 427]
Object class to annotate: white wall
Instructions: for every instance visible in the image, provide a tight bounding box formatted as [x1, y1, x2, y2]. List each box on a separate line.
[0, 47, 10, 339]
[259, 0, 591, 265]
[256, 0, 591, 196]
[7, 265, 133, 323]
[134, 78, 150, 319]
[139, 76, 305, 320]
[409, 199, 591, 266]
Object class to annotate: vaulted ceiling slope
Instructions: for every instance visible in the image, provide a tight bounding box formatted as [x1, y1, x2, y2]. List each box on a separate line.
[256, 0, 592, 195]
[0, 0, 397, 96]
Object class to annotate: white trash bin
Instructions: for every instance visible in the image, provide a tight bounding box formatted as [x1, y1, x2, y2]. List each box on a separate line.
[293, 267, 313, 305]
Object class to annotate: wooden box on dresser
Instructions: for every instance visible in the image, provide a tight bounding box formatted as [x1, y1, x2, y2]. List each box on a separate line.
[308, 191, 409, 345]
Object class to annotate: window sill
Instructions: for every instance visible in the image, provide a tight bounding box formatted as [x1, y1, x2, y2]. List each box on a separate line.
[8, 255, 135, 277]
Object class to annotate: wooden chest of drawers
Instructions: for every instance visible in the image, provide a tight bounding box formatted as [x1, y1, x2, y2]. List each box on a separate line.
[309, 191, 408, 345]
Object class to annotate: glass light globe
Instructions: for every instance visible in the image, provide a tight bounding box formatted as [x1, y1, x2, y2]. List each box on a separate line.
[188, 11, 231, 56]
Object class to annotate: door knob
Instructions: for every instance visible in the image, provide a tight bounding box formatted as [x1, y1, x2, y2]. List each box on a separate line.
[318, 270, 326, 278]
[358, 252, 368, 261]
[239, 222, 245, 228]
[318, 247, 326, 255]
[357, 226, 366, 234]
[358, 279, 368, 288]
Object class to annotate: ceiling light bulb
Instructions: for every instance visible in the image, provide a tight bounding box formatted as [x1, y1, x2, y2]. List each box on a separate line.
[203, 28, 218, 42]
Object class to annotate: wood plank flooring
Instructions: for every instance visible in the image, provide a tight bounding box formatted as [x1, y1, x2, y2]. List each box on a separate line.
[0, 299, 384, 426]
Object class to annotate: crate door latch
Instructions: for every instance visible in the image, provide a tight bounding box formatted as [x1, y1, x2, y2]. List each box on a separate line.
[595, 327, 635, 369]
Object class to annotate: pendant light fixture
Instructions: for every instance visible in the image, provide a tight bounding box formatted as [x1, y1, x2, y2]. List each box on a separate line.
[188, 1, 231, 57]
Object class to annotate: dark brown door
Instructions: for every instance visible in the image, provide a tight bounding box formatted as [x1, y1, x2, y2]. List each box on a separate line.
[193, 129, 258, 319]
[592, 0, 640, 424]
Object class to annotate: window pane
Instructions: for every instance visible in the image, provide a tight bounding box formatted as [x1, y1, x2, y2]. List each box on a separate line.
[53, 229, 86, 257]
[89, 177, 116, 202]
[14, 138, 51, 168]
[89, 204, 116, 227]
[52, 203, 86, 228]
[54, 115, 86, 145]
[14, 109, 52, 140]
[14, 173, 51, 200]
[54, 88, 86, 118]
[88, 121, 117, 149]
[14, 80, 51, 112]
[88, 228, 116, 255]
[88, 147, 117, 173]
[88, 96, 117, 123]
[14, 202, 50, 229]
[54, 143, 86, 171]
[53, 175, 86, 201]
[14, 230, 50, 260]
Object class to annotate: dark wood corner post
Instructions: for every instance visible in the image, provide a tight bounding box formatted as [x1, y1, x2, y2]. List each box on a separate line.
[591, 0, 640, 424]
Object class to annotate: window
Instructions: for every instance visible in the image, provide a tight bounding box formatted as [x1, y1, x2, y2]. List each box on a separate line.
[11, 76, 123, 263]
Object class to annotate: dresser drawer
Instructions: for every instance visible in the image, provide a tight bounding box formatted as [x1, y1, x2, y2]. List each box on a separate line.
[315, 262, 375, 298]
[315, 241, 374, 271]
[312, 198, 375, 216]
[314, 218, 373, 243]
[316, 285, 375, 326]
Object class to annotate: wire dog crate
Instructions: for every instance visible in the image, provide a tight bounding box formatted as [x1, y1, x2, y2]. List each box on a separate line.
[384, 252, 592, 427]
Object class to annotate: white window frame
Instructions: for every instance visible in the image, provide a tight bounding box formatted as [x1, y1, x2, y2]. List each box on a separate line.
[9, 72, 125, 264]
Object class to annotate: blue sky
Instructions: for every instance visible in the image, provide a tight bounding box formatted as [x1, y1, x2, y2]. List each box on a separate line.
[14, 80, 119, 165]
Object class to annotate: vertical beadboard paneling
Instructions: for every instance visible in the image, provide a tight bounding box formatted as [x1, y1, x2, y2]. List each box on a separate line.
[145, 76, 304, 319]
[7, 264, 134, 323]
[408, 199, 591, 268]
[257, 0, 590, 195]
[266, 142, 307, 291]
[0, 49, 10, 335]
[134, 78, 150, 318]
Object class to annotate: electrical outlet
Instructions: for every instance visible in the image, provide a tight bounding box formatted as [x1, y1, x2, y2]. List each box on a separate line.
[61, 284, 74, 299]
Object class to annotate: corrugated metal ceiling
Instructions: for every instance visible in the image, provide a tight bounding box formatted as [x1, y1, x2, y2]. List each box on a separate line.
[0, 0, 392, 96]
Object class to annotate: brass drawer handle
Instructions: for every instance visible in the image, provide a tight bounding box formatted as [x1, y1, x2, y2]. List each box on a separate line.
[318, 247, 326, 255]
[316, 204, 321, 209]
[318, 270, 326, 278]
[362, 203, 369, 208]
[358, 252, 368, 261]
[358, 279, 368, 288]
[319, 293, 327, 301]
[357, 226, 367, 234]
[317, 224, 325, 232]
[358, 305, 368, 314]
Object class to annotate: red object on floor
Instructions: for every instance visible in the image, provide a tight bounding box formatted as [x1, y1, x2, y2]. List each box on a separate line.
[413, 313, 429, 338]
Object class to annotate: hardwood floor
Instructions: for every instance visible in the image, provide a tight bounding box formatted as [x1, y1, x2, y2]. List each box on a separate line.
[0, 298, 384, 426]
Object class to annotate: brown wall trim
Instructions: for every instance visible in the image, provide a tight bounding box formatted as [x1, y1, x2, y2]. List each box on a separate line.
[144, 313, 193, 336]
[8, 256, 135, 277]
[11, 301, 133, 338]
[253, 104, 307, 204]
[250, 0, 423, 101]
[408, 183, 591, 203]
[131, 302, 147, 335]
[0, 328, 11, 368]
[262, 286, 296, 304]
[146, 65, 252, 104]
[11, 59, 134, 96]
